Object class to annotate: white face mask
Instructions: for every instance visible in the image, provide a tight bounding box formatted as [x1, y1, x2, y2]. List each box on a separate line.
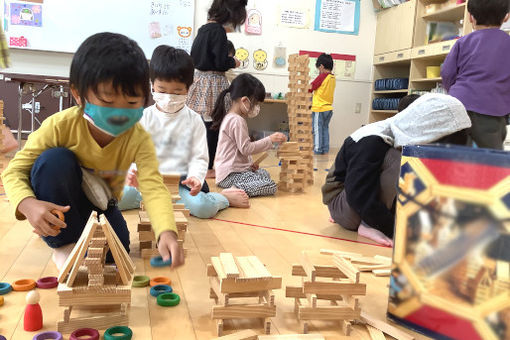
[153, 92, 187, 114]
[242, 99, 261, 118]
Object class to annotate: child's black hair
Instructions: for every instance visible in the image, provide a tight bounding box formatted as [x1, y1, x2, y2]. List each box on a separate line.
[316, 53, 334, 71]
[208, 0, 248, 29]
[435, 129, 468, 146]
[150, 45, 195, 88]
[398, 94, 421, 112]
[468, 0, 509, 26]
[211, 73, 265, 130]
[227, 40, 235, 57]
[70, 32, 150, 107]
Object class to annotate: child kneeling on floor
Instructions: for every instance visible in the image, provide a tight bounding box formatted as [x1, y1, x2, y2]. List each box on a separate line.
[119, 45, 249, 217]
[212, 73, 287, 197]
[1, 33, 183, 269]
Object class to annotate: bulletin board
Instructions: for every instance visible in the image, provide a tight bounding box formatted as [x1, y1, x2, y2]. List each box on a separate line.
[1, 0, 195, 57]
[299, 50, 356, 80]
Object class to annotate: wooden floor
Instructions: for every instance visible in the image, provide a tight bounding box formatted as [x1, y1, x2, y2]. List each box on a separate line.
[0, 150, 427, 340]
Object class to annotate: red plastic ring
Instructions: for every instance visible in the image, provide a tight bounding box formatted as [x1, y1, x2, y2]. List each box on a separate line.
[70, 328, 99, 340]
[36, 276, 58, 289]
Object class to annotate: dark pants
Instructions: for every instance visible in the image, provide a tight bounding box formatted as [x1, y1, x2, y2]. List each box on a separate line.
[467, 111, 508, 150]
[204, 121, 219, 170]
[31, 148, 130, 259]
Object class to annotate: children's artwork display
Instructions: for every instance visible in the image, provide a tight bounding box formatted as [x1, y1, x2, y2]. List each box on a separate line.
[389, 145, 510, 340]
[300, 50, 356, 80]
[235, 47, 249, 69]
[314, 0, 360, 35]
[273, 45, 286, 68]
[1, 0, 194, 55]
[245, 8, 262, 35]
[253, 49, 268, 71]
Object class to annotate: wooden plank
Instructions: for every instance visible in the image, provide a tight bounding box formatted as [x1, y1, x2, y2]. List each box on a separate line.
[212, 329, 258, 340]
[367, 324, 386, 340]
[372, 269, 391, 277]
[212, 256, 227, 280]
[220, 277, 282, 294]
[303, 281, 366, 296]
[258, 335, 325, 340]
[333, 255, 360, 283]
[297, 304, 360, 321]
[360, 312, 415, 340]
[207, 263, 218, 277]
[253, 152, 269, 166]
[137, 223, 152, 232]
[101, 215, 135, 272]
[138, 231, 156, 242]
[247, 256, 271, 278]
[237, 256, 259, 278]
[101, 219, 129, 285]
[67, 222, 98, 286]
[292, 264, 347, 279]
[211, 304, 276, 319]
[300, 251, 316, 281]
[57, 311, 128, 333]
[220, 253, 240, 278]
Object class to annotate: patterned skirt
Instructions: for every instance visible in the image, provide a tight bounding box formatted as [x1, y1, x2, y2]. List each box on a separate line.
[186, 70, 230, 121]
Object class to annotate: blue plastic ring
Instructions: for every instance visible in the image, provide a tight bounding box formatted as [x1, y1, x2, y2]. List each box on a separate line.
[150, 284, 173, 297]
[150, 256, 172, 267]
[0, 282, 12, 295]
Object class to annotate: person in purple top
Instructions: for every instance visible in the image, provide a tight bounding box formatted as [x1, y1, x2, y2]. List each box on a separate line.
[441, 0, 510, 150]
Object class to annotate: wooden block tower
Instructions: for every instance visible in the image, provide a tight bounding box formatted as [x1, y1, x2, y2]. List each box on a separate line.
[56, 211, 135, 332]
[287, 54, 314, 186]
[207, 253, 283, 336]
[138, 173, 189, 258]
[278, 142, 304, 193]
[286, 251, 367, 335]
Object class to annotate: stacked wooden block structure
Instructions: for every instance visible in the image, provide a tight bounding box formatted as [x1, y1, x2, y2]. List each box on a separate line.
[207, 253, 283, 336]
[286, 54, 314, 187]
[286, 251, 367, 335]
[56, 211, 135, 332]
[278, 142, 305, 193]
[138, 173, 189, 258]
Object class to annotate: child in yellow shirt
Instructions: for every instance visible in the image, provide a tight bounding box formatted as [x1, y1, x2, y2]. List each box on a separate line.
[1, 33, 183, 269]
[309, 53, 336, 154]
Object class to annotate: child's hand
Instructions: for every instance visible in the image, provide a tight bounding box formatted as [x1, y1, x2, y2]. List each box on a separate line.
[250, 163, 260, 171]
[157, 230, 185, 268]
[126, 169, 139, 188]
[18, 197, 70, 237]
[181, 177, 202, 196]
[270, 132, 287, 144]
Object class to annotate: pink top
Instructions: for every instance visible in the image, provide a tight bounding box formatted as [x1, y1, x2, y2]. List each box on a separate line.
[215, 113, 273, 183]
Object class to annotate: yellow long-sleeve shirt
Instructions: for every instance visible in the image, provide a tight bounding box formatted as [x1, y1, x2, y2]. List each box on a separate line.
[311, 73, 336, 113]
[1, 106, 176, 238]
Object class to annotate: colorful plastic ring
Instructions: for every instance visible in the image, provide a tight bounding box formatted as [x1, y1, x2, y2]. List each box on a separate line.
[50, 209, 65, 231]
[0, 282, 12, 295]
[33, 331, 63, 340]
[0, 336, 5, 340]
[149, 276, 171, 287]
[132, 275, 150, 287]
[157, 292, 180, 307]
[150, 256, 172, 267]
[36, 276, 58, 289]
[104, 326, 133, 340]
[70, 328, 99, 340]
[0, 296, 4, 306]
[150, 284, 173, 297]
[12, 279, 36, 291]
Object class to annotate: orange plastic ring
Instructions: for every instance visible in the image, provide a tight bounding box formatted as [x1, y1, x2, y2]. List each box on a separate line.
[149, 276, 171, 287]
[50, 210, 65, 231]
[12, 279, 36, 291]
[0, 295, 4, 306]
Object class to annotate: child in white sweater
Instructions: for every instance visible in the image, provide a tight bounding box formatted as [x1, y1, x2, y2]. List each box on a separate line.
[119, 46, 248, 217]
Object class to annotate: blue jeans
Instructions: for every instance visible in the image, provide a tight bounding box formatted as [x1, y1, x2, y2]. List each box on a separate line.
[31, 148, 130, 260]
[312, 110, 333, 154]
[118, 184, 229, 219]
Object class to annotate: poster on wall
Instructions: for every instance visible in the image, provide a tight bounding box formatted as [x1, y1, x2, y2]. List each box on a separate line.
[300, 50, 356, 80]
[279, 7, 310, 29]
[314, 0, 360, 35]
[245, 8, 262, 35]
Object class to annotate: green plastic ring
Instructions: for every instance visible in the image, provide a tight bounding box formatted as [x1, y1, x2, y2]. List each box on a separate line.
[157, 292, 180, 307]
[132, 275, 150, 288]
[104, 326, 132, 340]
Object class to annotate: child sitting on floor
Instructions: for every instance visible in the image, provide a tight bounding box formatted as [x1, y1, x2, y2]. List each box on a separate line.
[212, 73, 287, 197]
[1, 33, 183, 269]
[119, 45, 249, 217]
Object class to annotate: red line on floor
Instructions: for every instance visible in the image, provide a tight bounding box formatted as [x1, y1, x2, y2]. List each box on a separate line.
[211, 218, 390, 248]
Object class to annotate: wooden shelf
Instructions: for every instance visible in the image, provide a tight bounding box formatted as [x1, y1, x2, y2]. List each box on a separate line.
[412, 77, 442, 82]
[371, 110, 398, 114]
[373, 90, 409, 94]
[422, 3, 466, 22]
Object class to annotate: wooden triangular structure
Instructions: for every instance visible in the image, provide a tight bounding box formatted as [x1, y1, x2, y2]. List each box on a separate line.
[57, 211, 135, 333]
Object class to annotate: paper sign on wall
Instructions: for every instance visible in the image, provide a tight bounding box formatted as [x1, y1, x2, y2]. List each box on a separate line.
[314, 0, 360, 35]
[245, 8, 262, 35]
[300, 50, 356, 80]
[10, 2, 42, 27]
[279, 8, 310, 29]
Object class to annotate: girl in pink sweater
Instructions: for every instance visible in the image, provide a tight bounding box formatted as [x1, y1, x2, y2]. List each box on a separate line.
[211, 74, 287, 197]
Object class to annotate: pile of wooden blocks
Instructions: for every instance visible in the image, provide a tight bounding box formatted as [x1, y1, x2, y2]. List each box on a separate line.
[320, 249, 392, 277]
[287, 54, 314, 187]
[138, 173, 189, 258]
[278, 142, 305, 193]
[56, 211, 135, 332]
[207, 253, 283, 336]
[286, 251, 367, 335]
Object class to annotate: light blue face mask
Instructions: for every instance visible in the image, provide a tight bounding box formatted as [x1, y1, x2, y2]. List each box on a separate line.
[83, 102, 144, 137]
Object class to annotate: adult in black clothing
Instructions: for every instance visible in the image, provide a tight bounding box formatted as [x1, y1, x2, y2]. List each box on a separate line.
[322, 94, 471, 246]
[187, 0, 247, 178]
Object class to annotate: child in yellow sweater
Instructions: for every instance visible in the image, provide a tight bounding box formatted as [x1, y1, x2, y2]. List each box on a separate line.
[1, 33, 183, 269]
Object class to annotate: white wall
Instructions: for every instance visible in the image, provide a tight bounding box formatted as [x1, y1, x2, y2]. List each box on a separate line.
[3, 0, 378, 147]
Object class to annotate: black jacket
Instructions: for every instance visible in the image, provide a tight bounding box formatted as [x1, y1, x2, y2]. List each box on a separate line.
[191, 23, 236, 72]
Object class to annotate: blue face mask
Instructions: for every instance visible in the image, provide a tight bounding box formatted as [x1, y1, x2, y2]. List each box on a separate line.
[83, 102, 144, 137]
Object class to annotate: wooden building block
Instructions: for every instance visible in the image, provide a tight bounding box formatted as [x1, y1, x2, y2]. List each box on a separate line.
[220, 253, 240, 278]
[333, 255, 360, 283]
[258, 335, 324, 340]
[360, 312, 414, 340]
[212, 329, 258, 340]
